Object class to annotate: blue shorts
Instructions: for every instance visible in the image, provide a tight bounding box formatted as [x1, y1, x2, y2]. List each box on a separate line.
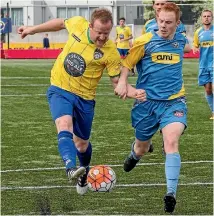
[47, 85, 95, 140]
[117, 48, 129, 58]
[198, 68, 213, 86]
[131, 97, 187, 141]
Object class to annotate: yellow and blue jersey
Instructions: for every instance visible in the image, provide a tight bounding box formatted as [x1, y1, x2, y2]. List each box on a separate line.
[116, 26, 132, 49]
[122, 31, 189, 100]
[193, 25, 214, 69]
[142, 18, 186, 35]
[51, 16, 121, 100]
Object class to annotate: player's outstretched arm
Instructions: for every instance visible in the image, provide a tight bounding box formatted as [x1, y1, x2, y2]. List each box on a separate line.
[184, 43, 191, 53]
[192, 46, 199, 54]
[126, 85, 147, 101]
[18, 18, 65, 39]
[112, 76, 146, 101]
[114, 66, 129, 99]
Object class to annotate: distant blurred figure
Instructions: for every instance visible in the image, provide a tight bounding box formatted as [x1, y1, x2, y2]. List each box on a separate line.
[193, 10, 214, 119]
[1, 12, 6, 43]
[115, 17, 135, 76]
[43, 33, 50, 49]
[142, 0, 186, 35]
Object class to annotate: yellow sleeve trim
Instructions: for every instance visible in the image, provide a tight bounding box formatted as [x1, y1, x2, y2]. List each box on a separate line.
[122, 32, 153, 70]
[193, 27, 202, 48]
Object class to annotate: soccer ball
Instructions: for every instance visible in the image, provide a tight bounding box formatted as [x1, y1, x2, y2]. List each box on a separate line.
[87, 165, 116, 192]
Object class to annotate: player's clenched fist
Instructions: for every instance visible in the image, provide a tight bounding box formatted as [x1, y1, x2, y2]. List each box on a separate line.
[17, 26, 34, 39]
[135, 89, 146, 101]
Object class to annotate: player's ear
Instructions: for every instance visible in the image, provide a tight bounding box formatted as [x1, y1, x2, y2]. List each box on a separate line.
[177, 20, 180, 27]
[89, 23, 93, 29]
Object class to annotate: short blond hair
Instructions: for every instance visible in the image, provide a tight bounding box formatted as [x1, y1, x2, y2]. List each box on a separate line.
[202, 9, 213, 17]
[90, 8, 113, 26]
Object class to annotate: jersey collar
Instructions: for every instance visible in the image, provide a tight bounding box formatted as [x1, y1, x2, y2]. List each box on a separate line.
[87, 28, 94, 44]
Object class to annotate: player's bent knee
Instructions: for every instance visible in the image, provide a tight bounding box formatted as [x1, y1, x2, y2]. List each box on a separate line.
[55, 115, 73, 133]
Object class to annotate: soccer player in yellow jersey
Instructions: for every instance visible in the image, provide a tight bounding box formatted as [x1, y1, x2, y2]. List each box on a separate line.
[115, 17, 135, 76]
[18, 8, 146, 195]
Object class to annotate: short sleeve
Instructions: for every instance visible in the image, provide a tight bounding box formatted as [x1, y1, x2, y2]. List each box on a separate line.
[122, 33, 153, 69]
[105, 48, 121, 77]
[193, 30, 200, 48]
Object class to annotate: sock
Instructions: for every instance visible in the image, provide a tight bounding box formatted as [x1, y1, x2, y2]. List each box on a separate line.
[77, 142, 92, 174]
[165, 153, 181, 195]
[58, 131, 77, 170]
[131, 142, 141, 160]
[205, 93, 213, 113]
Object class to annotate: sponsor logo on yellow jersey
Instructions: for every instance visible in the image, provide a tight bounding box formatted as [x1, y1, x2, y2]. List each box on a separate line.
[200, 41, 214, 47]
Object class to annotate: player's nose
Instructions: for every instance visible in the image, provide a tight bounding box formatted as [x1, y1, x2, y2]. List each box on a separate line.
[99, 34, 106, 40]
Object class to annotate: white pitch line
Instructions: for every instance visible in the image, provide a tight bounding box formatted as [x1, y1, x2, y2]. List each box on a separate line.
[1, 83, 197, 87]
[1, 83, 132, 87]
[1, 92, 204, 97]
[2, 84, 49, 87]
[1, 77, 49, 79]
[1, 94, 47, 97]
[1, 93, 115, 97]
[1, 182, 213, 191]
[1, 76, 198, 80]
[1, 160, 213, 173]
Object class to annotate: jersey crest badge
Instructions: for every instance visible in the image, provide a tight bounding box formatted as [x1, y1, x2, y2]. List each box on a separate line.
[94, 48, 104, 60]
[172, 42, 179, 48]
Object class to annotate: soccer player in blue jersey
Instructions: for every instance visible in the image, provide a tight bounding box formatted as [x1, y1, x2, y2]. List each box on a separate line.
[142, 0, 186, 154]
[142, 0, 186, 35]
[115, 2, 191, 213]
[18, 8, 146, 195]
[193, 10, 214, 119]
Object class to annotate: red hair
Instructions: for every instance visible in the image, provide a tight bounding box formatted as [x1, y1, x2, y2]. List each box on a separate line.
[160, 2, 180, 21]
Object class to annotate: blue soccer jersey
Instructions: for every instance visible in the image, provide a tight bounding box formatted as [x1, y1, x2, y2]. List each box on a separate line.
[122, 31, 189, 100]
[142, 18, 186, 35]
[193, 25, 214, 69]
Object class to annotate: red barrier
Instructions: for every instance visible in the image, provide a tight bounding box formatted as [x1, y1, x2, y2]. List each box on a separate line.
[183, 49, 199, 58]
[3, 49, 62, 59]
[1, 49, 199, 59]
[0, 49, 5, 58]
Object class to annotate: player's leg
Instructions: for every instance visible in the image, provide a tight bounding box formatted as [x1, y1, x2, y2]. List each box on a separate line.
[124, 138, 152, 172]
[124, 100, 158, 172]
[160, 97, 187, 213]
[47, 86, 85, 182]
[56, 116, 86, 181]
[209, 68, 214, 119]
[162, 122, 184, 213]
[204, 68, 213, 119]
[198, 69, 213, 118]
[73, 96, 95, 195]
[204, 82, 213, 119]
[117, 48, 123, 58]
[73, 136, 91, 195]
